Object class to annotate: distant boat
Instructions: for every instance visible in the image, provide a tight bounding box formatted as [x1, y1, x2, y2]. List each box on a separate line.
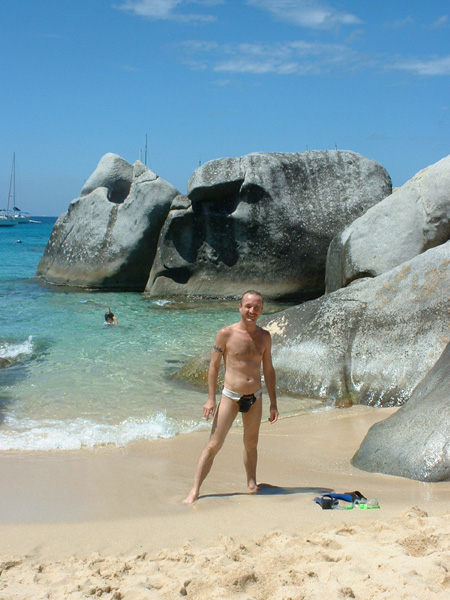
[0, 212, 16, 226]
[10, 153, 35, 224]
[13, 208, 32, 224]
[2, 153, 40, 225]
[0, 154, 17, 227]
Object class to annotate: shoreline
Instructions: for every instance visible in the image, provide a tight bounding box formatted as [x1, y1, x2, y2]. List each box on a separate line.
[0, 406, 449, 598]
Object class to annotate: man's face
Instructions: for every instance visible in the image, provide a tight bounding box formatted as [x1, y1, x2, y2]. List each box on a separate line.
[239, 293, 263, 323]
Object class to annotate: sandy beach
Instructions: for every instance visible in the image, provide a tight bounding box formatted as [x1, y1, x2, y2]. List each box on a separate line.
[0, 405, 448, 599]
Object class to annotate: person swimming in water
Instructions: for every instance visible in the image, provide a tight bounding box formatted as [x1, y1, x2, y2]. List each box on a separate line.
[104, 308, 118, 325]
[183, 290, 278, 504]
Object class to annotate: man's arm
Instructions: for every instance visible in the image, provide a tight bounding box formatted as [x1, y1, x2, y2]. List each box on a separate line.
[203, 329, 226, 420]
[262, 332, 278, 423]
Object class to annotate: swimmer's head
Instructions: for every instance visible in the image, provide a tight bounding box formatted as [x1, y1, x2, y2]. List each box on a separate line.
[105, 312, 114, 321]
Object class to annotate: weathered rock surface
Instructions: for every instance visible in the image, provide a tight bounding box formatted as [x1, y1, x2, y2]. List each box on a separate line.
[191, 241, 449, 406]
[36, 154, 179, 290]
[326, 154, 450, 293]
[146, 151, 391, 301]
[352, 342, 450, 482]
[262, 241, 450, 405]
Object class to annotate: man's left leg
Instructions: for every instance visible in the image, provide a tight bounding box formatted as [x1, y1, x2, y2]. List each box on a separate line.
[183, 395, 238, 504]
[242, 397, 262, 493]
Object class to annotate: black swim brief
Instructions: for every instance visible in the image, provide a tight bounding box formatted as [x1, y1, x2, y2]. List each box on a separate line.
[237, 393, 258, 413]
[222, 387, 263, 413]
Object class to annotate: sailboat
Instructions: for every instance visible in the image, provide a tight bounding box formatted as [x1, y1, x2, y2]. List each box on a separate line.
[0, 154, 17, 227]
[14, 208, 31, 223]
[0, 210, 16, 226]
[11, 153, 34, 224]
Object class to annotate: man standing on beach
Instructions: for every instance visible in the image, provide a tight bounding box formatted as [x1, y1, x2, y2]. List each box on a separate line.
[183, 290, 278, 504]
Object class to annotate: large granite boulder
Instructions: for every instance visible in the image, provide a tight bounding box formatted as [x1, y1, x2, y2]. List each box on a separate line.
[145, 151, 391, 301]
[262, 239, 450, 405]
[36, 154, 179, 290]
[326, 154, 450, 293]
[173, 241, 450, 406]
[352, 342, 450, 482]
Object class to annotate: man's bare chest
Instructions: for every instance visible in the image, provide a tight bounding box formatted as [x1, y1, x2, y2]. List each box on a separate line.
[226, 333, 264, 359]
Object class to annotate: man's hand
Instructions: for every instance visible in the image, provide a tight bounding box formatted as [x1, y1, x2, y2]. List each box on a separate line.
[268, 405, 278, 424]
[203, 398, 217, 421]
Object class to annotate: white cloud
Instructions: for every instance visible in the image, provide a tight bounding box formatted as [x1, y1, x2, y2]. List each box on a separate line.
[190, 0, 224, 5]
[178, 37, 450, 79]
[212, 79, 234, 87]
[178, 39, 363, 75]
[180, 40, 219, 52]
[215, 58, 299, 75]
[429, 15, 448, 28]
[117, 0, 180, 18]
[384, 15, 414, 29]
[115, 0, 217, 22]
[392, 55, 450, 76]
[246, 0, 362, 29]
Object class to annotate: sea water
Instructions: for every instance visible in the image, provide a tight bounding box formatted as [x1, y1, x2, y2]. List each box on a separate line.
[0, 218, 323, 451]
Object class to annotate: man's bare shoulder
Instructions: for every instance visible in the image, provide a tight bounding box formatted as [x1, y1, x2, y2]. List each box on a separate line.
[257, 324, 272, 337]
[212, 325, 234, 353]
[217, 324, 236, 337]
[256, 325, 272, 349]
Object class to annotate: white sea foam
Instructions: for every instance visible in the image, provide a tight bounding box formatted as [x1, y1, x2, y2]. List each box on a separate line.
[0, 413, 205, 451]
[0, 336, 33, 360]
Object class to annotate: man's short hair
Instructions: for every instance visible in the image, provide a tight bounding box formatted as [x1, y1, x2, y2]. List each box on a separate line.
[240, 290, 263, 305]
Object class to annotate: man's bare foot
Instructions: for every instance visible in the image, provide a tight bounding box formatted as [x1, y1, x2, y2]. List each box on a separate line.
[247, 481, 259, 494]
[182, 489, 199, 505]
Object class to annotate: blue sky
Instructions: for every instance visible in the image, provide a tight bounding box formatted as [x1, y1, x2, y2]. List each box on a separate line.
[1, 1, 449, 216]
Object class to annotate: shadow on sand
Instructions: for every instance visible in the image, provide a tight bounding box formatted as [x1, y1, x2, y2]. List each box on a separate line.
[199, 483, 334, 500]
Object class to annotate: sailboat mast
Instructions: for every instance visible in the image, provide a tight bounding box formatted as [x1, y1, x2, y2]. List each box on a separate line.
[7, 152, 15, 211]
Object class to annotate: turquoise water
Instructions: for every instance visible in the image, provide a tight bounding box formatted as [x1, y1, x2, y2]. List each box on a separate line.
[0, 219, 322, 450]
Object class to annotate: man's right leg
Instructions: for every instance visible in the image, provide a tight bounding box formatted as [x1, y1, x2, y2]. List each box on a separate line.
[183, 396, 239, 504]
[242, 397, 262, 493]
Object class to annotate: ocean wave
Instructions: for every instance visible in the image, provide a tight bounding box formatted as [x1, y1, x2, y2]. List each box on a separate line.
[0, 336, 34, 367]
[0, 412, 205, 451]
[151, 299, 172, 306]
